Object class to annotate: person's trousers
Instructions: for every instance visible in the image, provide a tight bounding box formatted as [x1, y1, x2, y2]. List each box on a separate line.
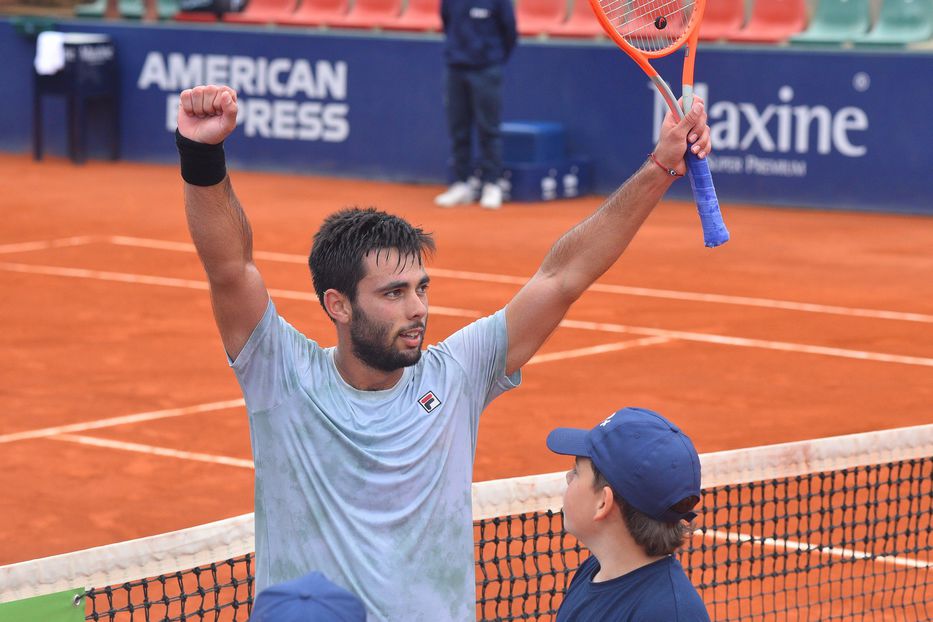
[444, 64, 504, 183]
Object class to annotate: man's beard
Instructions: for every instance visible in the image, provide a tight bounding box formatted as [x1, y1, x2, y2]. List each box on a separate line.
[349, 304, 425, 372]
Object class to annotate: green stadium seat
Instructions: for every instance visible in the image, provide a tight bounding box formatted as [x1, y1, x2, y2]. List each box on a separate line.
[75, 0, 109, 17]
[157, 0, 181, 19]
[118, 0, 146, 18]
[790, 0, 871, 44]
[698, 0, 745, 41]
[855, 0, 933, 45]
[11, 15, 56, 35]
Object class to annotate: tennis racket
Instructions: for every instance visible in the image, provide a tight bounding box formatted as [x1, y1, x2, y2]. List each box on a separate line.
[589, 0, 729, 247]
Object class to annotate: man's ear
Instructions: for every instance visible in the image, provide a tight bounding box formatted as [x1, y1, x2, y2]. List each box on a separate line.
[594, 486, 616, 522]
[324, 289, 351, 324]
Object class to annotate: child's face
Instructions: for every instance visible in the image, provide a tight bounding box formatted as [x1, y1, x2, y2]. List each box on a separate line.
[562, 456, 603, 539]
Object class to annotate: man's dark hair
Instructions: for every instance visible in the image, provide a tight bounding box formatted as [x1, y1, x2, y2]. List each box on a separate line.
[591, 462, 698, 557]
[309, 208, 435, 319]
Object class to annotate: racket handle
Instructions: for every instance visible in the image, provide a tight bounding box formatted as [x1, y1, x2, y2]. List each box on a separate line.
[685, 149, 729, 248]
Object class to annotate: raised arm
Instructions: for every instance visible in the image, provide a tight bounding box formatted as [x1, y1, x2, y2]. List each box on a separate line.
[178, 85, 269, 360]
[503, 100, 711, 375]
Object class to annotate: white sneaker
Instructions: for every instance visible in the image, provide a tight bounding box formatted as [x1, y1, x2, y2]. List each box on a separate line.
[434, 182, 474, 207]
[480, 183, 503, 210]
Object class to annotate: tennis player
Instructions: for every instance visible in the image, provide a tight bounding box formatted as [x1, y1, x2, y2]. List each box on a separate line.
[175, 84, 711, 621]
[547, 408, 710, 621]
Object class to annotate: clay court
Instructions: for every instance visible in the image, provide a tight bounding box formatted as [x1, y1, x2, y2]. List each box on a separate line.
[1, 151, 931, 576]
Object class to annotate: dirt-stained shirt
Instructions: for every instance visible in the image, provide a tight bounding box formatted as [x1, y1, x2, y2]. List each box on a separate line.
[231, 300, 520, 621]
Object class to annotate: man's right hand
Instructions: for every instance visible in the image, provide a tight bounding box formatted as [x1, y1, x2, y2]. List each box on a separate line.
[178, 85, 238, 145]
[653, 98, 711, 177]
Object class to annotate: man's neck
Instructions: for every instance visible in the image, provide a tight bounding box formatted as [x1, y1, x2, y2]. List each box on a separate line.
[333, 346, 404, 391]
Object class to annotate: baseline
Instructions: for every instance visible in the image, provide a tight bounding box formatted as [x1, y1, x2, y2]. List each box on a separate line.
[2, 260, 932, 368]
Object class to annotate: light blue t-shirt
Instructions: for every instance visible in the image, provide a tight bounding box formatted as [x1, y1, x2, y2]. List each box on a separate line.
[231, 300, 520, 621]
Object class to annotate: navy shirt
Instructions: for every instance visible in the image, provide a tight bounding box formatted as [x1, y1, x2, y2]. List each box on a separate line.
[440, 0, 517, 68]
[557, 555, 711, 622]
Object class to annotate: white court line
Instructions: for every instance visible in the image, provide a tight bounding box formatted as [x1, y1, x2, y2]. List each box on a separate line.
[51, 434, 254, 469]
[3, 261, 933, 368]
[527, 336, 672, 365]
[0, 261, 482, 319]
[105, 235, 933, 324]
[2, 339, 667, 450]
[558, 319, 933, 368]
[36, 339, 672, 465]
[0, 399, 244, 444]
[3, 341, 670, 449]
[0, 236, 100, 255]
[703, 528, 930, 569]
[0, 262, 213, 291]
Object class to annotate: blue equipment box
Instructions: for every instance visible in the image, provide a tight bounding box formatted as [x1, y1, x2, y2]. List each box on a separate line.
[501, 121, 566, 164]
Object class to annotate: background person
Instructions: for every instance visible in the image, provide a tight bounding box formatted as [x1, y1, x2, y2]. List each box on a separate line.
[434, 0, 517, 209]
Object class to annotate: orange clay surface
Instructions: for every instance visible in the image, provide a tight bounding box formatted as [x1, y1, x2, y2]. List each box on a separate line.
[1, 152, 931, 564]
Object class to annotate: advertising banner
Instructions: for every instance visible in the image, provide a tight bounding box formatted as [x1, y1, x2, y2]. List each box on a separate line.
[2, 20, 930, 213]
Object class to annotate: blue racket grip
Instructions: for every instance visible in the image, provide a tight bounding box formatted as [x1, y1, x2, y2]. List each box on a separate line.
[685, 149, 729, 248]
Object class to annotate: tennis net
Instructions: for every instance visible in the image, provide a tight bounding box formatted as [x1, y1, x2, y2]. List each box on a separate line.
[1, 424, 930, 621]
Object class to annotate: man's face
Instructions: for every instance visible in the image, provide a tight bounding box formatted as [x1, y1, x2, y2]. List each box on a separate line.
[348, 249, 429, 372]
[562, 456, 603, 540]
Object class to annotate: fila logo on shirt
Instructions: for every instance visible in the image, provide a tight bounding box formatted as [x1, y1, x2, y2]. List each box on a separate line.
[418, 391, 442, 414]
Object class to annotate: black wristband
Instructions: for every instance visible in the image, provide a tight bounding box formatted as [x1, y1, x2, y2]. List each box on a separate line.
[175, 128, 227, 186]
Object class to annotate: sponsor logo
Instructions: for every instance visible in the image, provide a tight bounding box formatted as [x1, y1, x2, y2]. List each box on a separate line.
[68, 44, 115, 64]
[137, 52, 350, 143]
[652, 81, 870, 178]
[418, 391, 442, 414]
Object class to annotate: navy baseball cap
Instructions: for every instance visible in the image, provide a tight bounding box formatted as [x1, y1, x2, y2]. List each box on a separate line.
[546, 407, 701, 523]
[250, 572, 367, 622]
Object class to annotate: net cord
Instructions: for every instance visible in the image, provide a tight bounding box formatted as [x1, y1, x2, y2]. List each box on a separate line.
[2, 423, 930, 603]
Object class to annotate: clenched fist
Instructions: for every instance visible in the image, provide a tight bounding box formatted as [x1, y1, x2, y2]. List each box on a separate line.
[177, 85, 238, 145]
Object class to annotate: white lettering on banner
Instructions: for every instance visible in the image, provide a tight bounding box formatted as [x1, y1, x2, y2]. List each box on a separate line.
[77, 45, 115, 63]
[163, 94, 348, 142]
[832, 107, 868, 157]
[744, 155, 808, 177]
[706, 155, 743, 174]
[205, 55, 228, 86]
[651, 82, 869, 178]
[229, 56, 256, 94]
[267, 58, 290, 97]
[139, 52, 350, 143]
[166, 94, 179, 132]
[705, 154, 808, 177]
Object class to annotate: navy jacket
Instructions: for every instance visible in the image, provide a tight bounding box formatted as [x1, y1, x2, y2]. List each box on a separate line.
[441, 0, 517, 68]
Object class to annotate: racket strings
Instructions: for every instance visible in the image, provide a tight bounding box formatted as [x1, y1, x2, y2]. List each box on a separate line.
[598, 0, 696, 52]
